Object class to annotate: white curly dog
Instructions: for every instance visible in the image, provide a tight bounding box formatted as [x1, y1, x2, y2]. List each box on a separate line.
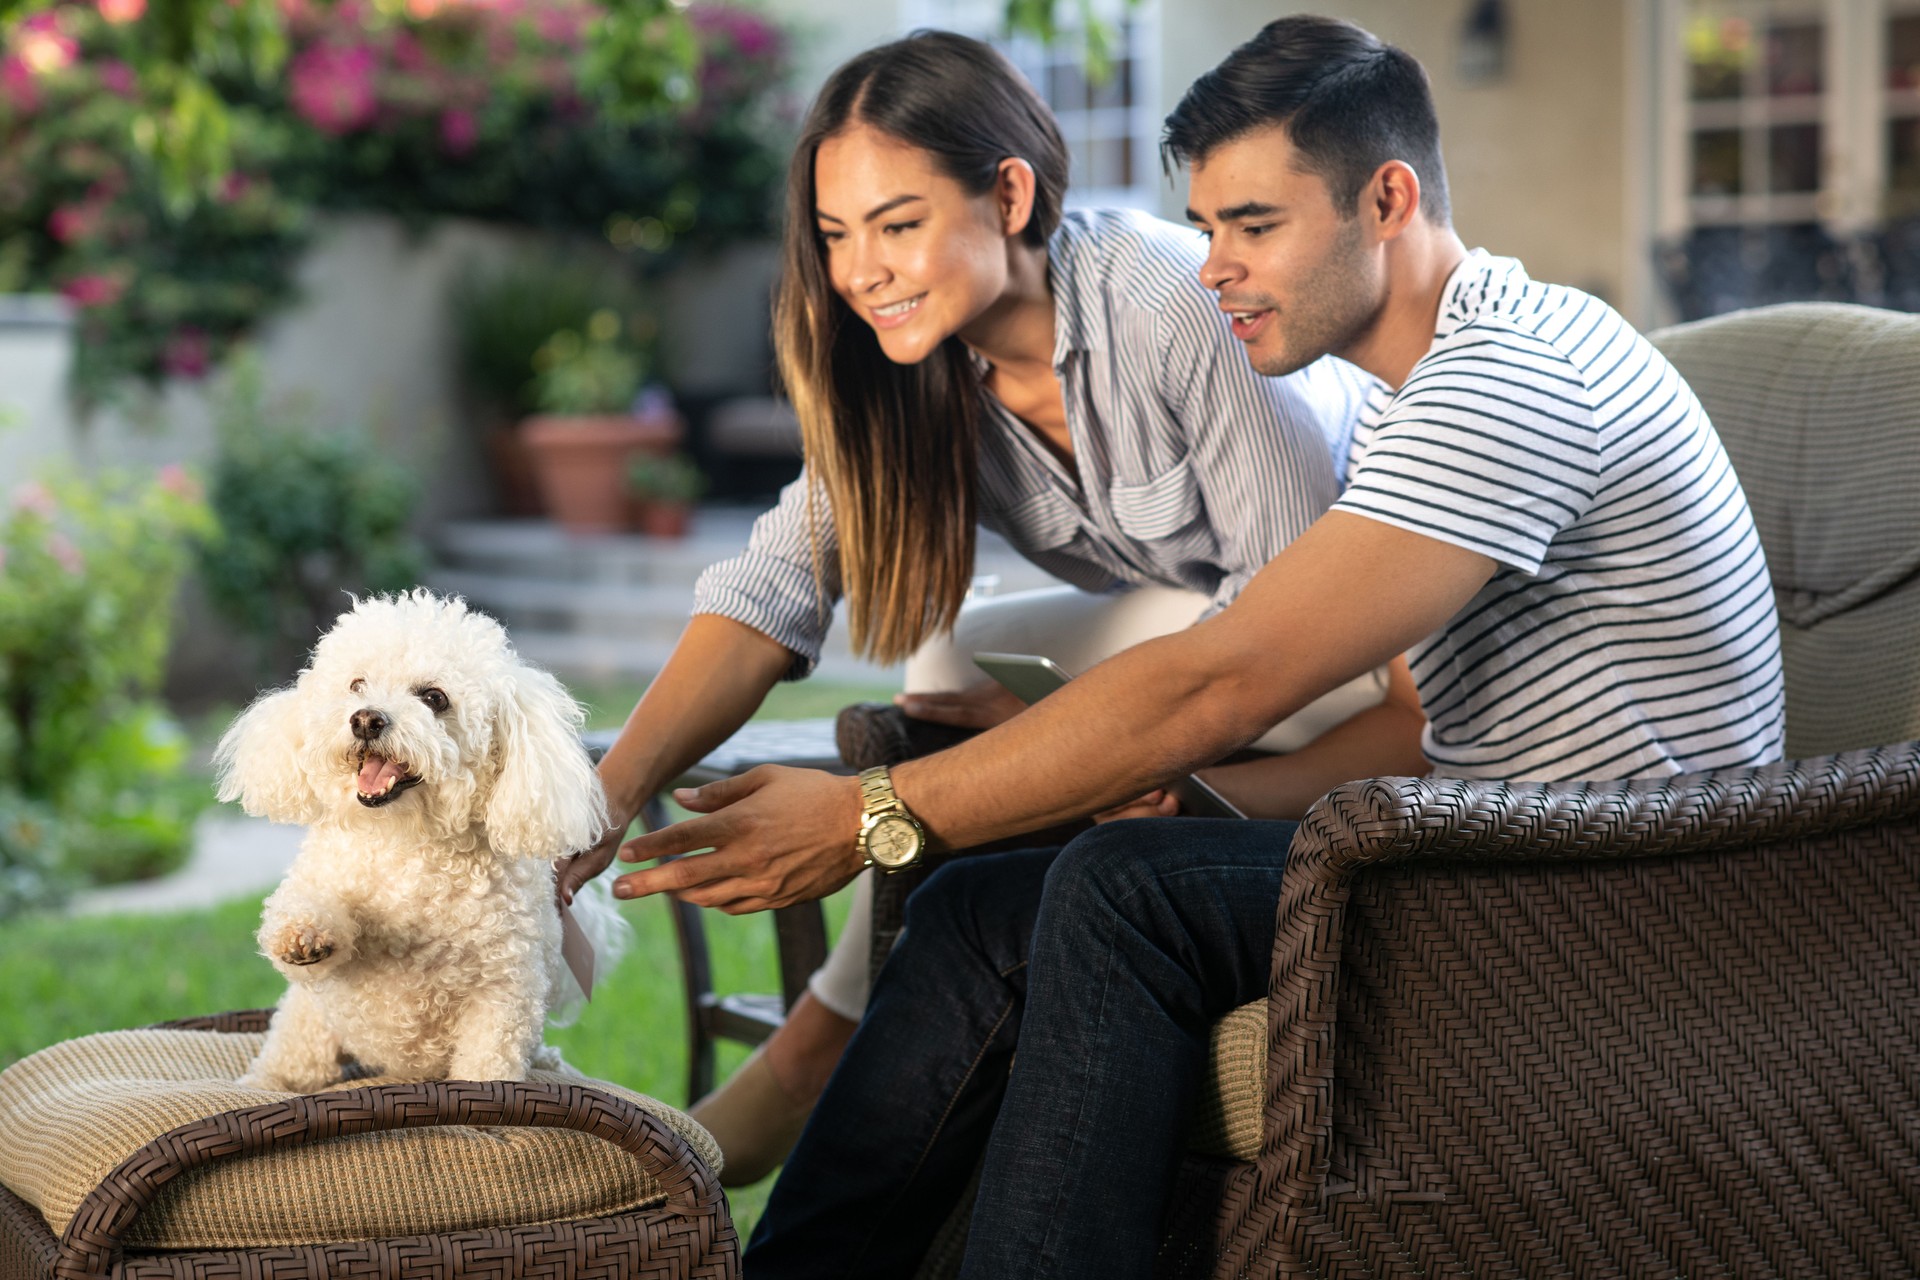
[215, 590, 627, 1091]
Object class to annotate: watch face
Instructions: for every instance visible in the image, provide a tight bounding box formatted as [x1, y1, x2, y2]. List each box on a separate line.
[866, 813, 924, 869]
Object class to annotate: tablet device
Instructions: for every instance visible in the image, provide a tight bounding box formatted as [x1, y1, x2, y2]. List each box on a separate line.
[971, 651, 1247, 820]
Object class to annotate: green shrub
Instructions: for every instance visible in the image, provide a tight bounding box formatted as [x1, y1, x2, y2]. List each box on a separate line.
[0, 466, 218, 914]
[453, 265, 652, 419]
[0, 1, 790, 401]
[0, 794, 64, 919]
[196, 358, 426, 678]
[530, 308, 648, 415]
[628, 450, 707, 502]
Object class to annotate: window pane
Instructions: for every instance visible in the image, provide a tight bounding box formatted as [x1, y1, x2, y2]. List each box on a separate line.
[1692, 128, 1745, 195]
[1089, 57, 1133, 110]
[1068, 134, 1091, 188]
[1769, 123, 1821, 192]
[1889, 14, 1920, 90]
[1687, 13, 1753, 101]
[1890, 117, 1920, 214]
[1048, 60, 1088, 111]
[1088, 135, 1134, 189]
[1765, 20, 1823, 96]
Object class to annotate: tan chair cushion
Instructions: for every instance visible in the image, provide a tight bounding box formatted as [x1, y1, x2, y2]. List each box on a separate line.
[1650, 302, 1920, 756]
[0, 1028, 720, 1249]
[1191, 1001, 1266, 1163]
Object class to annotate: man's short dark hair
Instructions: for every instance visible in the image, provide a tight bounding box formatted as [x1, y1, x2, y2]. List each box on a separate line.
[1164, 15, 1451, 226]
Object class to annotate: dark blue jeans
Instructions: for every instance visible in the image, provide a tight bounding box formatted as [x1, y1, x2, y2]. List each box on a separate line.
[744, 817, 1298, 1280]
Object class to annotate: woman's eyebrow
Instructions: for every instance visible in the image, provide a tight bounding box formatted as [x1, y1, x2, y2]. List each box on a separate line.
[815, 194, 927, 225]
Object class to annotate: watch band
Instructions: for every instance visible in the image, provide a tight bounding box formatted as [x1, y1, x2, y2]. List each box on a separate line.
[859, 765, 903, 818]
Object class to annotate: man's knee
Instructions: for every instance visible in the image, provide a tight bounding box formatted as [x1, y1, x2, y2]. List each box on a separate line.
[1040, 819, 1175, 921]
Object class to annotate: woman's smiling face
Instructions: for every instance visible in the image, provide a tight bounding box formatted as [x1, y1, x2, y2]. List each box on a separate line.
[813, 122, 1017, 365]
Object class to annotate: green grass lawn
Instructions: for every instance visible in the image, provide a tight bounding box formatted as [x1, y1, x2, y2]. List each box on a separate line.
[0, 676, 895, 1241]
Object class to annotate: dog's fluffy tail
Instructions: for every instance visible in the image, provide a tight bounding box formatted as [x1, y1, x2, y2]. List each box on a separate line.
[547, 875, 633, 1027]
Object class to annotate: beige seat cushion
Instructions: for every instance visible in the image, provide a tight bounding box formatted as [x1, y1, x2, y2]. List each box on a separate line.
[0, 1028, 720, 1249]
[1192, 1001, 1266, 1163]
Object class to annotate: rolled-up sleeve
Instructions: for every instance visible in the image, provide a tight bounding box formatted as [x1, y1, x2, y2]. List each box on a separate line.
[692, 470, 841, 680]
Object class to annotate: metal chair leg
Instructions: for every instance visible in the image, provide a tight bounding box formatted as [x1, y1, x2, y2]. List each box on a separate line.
[646, 796, 720, 1103]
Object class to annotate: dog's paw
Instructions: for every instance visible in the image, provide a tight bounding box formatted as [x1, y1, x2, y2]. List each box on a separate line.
[265, 920, 339, 970]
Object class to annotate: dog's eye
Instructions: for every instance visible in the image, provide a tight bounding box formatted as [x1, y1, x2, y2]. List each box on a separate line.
[350, 678, 366, 694]
[418, 687, 450, 714]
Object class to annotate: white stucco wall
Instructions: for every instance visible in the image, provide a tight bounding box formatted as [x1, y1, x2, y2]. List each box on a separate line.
[1160, 2, 1643, 322]
[67, 214, 545, 528]
[0, 296, 75, 493]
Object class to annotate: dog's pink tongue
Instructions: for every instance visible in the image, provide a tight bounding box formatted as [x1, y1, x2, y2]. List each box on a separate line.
[357, 754, 407, 793]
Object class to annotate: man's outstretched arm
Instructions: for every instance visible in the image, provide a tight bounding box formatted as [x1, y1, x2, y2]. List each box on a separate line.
[612, 511, 1496, 912]
[892, 511, 1495, 844]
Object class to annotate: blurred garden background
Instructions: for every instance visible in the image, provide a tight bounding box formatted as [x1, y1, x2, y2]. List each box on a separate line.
[0, 0, 884, 1235]
[7, 0, 1920, 1238]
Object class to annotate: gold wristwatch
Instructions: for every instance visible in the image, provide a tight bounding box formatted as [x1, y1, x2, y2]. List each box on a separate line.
[855, 765, 927, 873]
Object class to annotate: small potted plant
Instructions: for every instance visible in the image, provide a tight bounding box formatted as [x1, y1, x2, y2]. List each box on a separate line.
[627, 450, 707, 538]
[520, 309, 682, 535]
[451, 259, 642, 519]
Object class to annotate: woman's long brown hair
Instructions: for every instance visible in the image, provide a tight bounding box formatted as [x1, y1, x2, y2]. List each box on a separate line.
[774, 31, 1068, 664]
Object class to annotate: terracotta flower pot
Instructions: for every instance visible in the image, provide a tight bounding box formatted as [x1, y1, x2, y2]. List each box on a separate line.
[483, 425, 547, 518]
[521, 411, 682, 535]
[632, 498, 693, 539]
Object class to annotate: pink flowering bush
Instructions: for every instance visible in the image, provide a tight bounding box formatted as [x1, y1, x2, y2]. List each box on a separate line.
[0, 469, 217, 912]
[0, 2, 310, 401]
[270, 0, 792, 255]
[287, 41, 380, 134]
[0, 0, 792, 399]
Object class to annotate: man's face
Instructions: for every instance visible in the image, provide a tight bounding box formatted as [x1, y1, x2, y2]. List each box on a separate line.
[1186, 125, 1386, 377]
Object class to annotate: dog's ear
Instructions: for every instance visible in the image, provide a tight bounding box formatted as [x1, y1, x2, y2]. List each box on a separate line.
[485, 664, 609, 859]
[214, 686, 323, 825]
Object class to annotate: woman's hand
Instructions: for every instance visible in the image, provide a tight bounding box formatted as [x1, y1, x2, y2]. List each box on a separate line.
[893, 679, 1028, 730]
[556, 806, 636, 907]
[611, 765, 868, 914]
[1093, 788, 1181, 824]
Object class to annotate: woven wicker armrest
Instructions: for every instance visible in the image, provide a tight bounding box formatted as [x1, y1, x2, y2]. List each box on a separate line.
[1218, 740, 1920, 1275]
[1291, 739, 1920, 882]
[53, 1065, 733, 1280]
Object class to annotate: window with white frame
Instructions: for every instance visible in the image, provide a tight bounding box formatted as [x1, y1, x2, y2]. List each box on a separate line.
[1653, 0, 1920, 314]
[899, 0, 1161, 211]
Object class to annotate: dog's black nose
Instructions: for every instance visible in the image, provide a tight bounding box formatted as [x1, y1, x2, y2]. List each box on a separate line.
[350, 708, 388, 741]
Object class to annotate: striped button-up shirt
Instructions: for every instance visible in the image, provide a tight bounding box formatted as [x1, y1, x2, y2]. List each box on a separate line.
[694, 207, 1372, 677]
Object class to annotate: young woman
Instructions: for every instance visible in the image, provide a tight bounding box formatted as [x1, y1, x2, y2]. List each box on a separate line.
[557, 29, 1425, 1184]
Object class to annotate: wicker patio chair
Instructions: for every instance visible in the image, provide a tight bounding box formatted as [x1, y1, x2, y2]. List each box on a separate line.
[582, 720, 848, 1104]
[1159, 743, 1920, 1278]
[896, 301, 1920, 1277]
[0, 1010, 739, 1280]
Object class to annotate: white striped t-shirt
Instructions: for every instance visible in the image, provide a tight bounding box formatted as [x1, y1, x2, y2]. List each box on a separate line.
[1333, 251, 1785, 781]
[695, 208, 1369, 677]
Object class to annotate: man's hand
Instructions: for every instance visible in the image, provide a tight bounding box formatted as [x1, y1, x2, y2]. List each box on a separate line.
[1093, 789, 1181, 824]
[893, 680, 1028, 730]
[611, 765, 867, 913]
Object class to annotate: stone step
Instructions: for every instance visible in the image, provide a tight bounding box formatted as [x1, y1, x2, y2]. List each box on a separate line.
[434, 511, 1062, 591]
[435, 516, 753, 586]
[426, 569, 700, 645]
[507, 629, 899, 684]
[430, 509, 1068, 682]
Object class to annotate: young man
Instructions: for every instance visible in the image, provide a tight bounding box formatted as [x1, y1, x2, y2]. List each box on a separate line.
[619, 15, 1786, 1277]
